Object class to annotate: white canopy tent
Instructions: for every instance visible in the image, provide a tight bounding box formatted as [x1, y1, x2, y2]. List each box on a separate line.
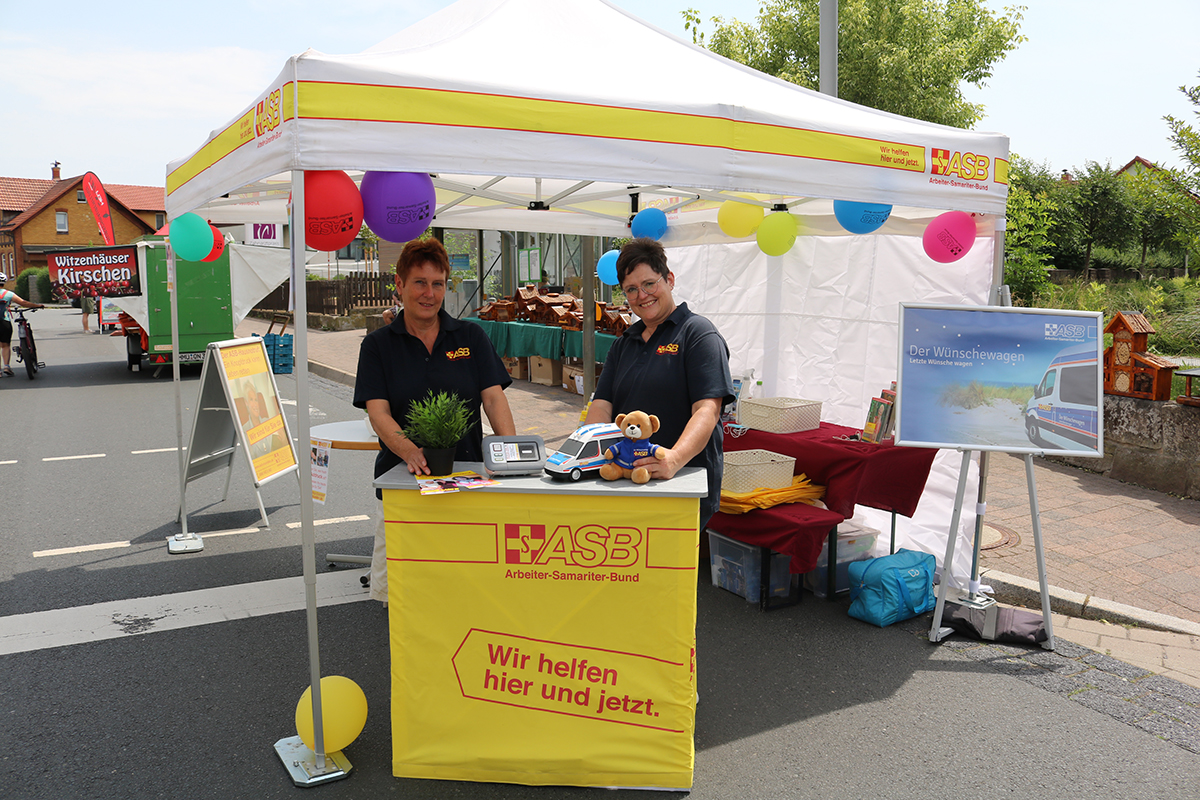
[167, 0, 1009, 774]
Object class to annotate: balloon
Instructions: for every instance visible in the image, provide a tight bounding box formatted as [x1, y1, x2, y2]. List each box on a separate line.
[295, 676, 368, 754]
[200, 225, 226, 262]
[717, 200, 764, 238]
[756, 212, 798, 256]
[630, 207, 668, 240]
[360, 171, 436, 243]
[833, 200, 892, 234]
[304, 170, 364, 252]
[169, 212, 213, 261]
[922, 210, 977, 263]
[597, 250, 620, 285]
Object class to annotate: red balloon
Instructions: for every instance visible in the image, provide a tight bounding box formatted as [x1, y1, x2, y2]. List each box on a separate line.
[201, 224, 226, 262]
[304, 170, 363, 252]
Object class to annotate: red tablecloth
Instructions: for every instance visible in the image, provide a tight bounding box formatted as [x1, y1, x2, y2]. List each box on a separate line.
[709, 421, 938, 575]
[722, 421, 937, 519]
[709, 503, 845, 575]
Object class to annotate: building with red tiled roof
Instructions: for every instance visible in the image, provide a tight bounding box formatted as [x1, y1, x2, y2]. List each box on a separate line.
[0, 163, 165, 278]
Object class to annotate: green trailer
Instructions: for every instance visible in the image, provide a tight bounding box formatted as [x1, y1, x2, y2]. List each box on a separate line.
[115, 235, 288, 373]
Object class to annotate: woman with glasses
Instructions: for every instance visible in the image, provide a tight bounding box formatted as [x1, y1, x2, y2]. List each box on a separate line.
[586, 238, 734, 530]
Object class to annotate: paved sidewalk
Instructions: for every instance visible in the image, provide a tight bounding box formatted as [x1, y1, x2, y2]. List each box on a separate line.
[236, 316, 1200, 690]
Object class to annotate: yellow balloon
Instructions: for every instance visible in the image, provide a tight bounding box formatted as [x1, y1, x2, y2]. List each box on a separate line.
[756, 212, 799, 256]
[717, 200, 764, 238]
[295, 676, 368, 753]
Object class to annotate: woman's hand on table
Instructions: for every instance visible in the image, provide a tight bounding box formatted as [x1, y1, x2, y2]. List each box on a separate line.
[399, 441, 430, 475]
[633, 446, 684, 480]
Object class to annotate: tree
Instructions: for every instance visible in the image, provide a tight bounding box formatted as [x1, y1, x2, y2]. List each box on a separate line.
[683, 0, 1026, 129]
[1066, 161, 1135, 273]
[1165, 72, 1200, 194]
[1125, 169, 1190, 268]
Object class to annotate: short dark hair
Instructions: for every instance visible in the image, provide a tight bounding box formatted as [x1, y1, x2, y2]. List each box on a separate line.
[396, 238, 450, 282]
[616, 238, 668, 285]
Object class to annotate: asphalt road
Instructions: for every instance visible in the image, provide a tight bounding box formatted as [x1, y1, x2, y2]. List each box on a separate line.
[3, 308, 1200, 800]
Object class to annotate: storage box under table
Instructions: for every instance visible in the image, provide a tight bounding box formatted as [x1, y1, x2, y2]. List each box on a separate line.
[707, 529, 800, 611]
[529, 356, 562, 386]
[803, 529, 878, 598]
[738, 397, 822, 434]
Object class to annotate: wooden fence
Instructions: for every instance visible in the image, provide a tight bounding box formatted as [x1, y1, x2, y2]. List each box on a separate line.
[255, 272, 393, 316]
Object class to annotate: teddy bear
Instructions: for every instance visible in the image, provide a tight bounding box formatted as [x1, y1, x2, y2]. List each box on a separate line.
[599, 410, 666, 484]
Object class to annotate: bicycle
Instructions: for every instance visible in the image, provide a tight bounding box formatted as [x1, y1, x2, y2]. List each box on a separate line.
[11, 306, 42, 379]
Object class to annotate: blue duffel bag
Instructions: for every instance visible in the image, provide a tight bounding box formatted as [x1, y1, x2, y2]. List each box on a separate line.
[847, 548, 936, 627]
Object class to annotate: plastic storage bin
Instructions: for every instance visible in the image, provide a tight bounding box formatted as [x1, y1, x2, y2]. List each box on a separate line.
[722, 449, 795, 494]
[737, 397, 822, 434]
[707, 529, 800, 610]
[803, 528, 878, 598]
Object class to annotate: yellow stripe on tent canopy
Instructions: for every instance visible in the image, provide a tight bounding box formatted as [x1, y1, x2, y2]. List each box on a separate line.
[298, 82, 926, 173]
[166, 82, 295, 197]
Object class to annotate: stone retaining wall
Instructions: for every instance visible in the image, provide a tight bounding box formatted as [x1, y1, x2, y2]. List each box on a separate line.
[1052, 395, 1200, 499]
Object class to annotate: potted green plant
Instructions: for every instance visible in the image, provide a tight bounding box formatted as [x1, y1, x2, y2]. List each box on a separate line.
[404, 390, 472, 476]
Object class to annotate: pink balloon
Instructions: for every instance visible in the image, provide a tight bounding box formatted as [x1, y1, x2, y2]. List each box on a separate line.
[922, 211, 977, 263]
[361, 172, 436, 243]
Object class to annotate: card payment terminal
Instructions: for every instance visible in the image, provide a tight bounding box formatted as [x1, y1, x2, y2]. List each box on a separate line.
[482, 435, 547, 476]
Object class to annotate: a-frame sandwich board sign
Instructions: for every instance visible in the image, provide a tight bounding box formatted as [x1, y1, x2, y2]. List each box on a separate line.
[172, 337, 298, 552]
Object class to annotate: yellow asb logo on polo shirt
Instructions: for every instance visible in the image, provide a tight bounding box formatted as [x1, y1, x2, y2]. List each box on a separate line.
[655, 343, 679, 355]
[446, 346, 472, 360]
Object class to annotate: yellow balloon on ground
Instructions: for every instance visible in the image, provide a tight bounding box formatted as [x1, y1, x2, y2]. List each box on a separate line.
[756, 212, 799, 256]
[295, 676, 368, 753]
[717, 200, 764, 238]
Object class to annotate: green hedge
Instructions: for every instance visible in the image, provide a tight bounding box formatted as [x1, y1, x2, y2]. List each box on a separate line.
[15, 267, 52, 303]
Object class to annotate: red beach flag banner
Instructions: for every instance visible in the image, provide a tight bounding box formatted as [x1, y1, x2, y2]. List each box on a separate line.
[82, 172, 116, 247]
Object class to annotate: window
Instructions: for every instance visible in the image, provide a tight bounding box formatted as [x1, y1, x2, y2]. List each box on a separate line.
[1060, 365, 1098, 406]
[56, 210, 68, 233]
[77, 190, 86, 203]
[156, 212, 166, 230]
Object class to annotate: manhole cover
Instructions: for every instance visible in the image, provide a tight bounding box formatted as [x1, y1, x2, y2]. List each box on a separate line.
[981, 522, 1020, 550]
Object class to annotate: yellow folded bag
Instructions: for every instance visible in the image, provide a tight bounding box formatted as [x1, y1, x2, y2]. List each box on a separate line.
[718, 474, 825, 514]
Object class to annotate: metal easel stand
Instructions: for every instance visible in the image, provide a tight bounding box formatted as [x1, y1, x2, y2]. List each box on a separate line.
[928, 449, 1055, 651]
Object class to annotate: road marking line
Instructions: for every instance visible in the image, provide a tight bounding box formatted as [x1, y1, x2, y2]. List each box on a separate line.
[0, 460, 16, 465]
[131, 447, 187, 454]
[43, 453, 106, 462]
[191, 527, 261, 539]
[0, 571, 370, 656]
[286, 515, 370, 529]
[34, 541, 131, 558]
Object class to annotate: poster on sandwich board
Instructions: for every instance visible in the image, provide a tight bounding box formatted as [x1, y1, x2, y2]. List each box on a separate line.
[896, 304, 1103, 457]
[186, 337, 297, 492]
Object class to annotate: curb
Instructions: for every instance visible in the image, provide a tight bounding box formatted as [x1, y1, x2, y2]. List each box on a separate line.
[308, 359, 356, 388]
[985, 568, 1200, 637]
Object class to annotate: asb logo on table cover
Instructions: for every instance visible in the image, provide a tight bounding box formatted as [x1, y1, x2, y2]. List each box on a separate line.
[504, 523, 641, 569]
[931, 148, 991, 182]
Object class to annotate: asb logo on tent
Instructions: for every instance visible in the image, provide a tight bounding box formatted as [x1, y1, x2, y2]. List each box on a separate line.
[931, 148, 991, 182]
[254, 89, 282, 138]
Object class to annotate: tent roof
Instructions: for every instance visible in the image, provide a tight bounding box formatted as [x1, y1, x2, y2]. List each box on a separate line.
[166, 0, 1009, 221]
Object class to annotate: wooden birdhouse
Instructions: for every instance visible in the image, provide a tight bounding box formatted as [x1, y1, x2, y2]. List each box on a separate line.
[1103, 311, 1177, 401]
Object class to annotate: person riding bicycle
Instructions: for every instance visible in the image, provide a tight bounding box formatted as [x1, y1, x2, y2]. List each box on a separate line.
[0, 272, 45, 377]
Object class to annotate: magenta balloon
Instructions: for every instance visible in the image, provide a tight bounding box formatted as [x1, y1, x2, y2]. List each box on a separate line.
[922, 211, 977, 263]
[361, 172, 436, 243]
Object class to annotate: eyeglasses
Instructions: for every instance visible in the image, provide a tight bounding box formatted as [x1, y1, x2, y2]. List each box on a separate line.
[621, 276, 665, 298]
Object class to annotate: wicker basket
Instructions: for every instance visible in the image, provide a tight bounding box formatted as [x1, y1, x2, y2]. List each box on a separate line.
[722, 449, 796, 494]
[738, 397, 822, 434]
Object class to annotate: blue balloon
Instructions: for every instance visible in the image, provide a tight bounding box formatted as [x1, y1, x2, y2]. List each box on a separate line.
[630, 207, 668, 240]
[597, 250, 620, 285]
[833, 200, 892, 234]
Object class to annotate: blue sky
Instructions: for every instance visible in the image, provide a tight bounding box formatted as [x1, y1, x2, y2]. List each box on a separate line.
[1, 0, 1197, 188]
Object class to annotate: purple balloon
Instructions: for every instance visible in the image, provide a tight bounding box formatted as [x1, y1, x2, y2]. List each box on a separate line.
[360, 172, 436, 243]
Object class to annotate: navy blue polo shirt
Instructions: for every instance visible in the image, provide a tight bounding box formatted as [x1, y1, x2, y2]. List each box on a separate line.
[594, 302, 735, 526]
[353, 309, 511, 488]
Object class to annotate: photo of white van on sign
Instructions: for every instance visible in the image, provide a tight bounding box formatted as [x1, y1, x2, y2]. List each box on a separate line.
[1024, 342, 1100, 452]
